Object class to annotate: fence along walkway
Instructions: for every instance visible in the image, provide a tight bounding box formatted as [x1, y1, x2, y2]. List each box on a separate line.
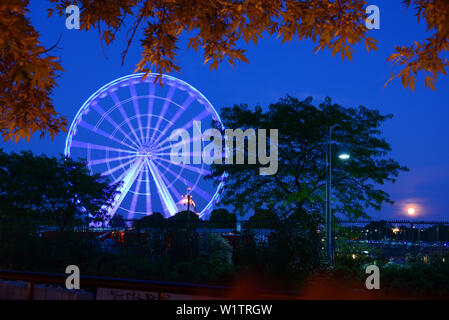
[0, 270, 297, 300]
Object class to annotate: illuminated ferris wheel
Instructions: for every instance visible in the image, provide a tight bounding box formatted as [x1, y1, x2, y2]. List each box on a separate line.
[65, 73, 225, 220]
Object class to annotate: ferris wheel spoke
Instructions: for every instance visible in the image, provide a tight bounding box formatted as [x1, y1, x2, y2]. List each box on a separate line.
[92, 103, 141, 149]
[156, 152, 203, 158]
[111, 164, 132, 185]
[146, 158, 178, 217]
[151, 95, 194, 146]
[154, 109, 212, 149]
[144, 164, 152, 214]
[108, 158, 145, 218]
[129, 167, 145, 216]
[153, 159, 212, 202]
[150, 133, 173, 152]
[159, 169, 182, 204]
[78, 120, 138, 151]
[89, 154, 136, 166]
[148, 158, 183, 204]
[70, 140, 137, 155]
[151, 158, 183, 186]
[151, 157, 184, 188]
[109, 91, 143, 146]
[102, 157, 137, 177]
[146, 84, 156, 143]
[152, 155, 211, 175]
[129, 83, 145, 142]
[155, 131, 203, 153]
[150, 85, 176, 144]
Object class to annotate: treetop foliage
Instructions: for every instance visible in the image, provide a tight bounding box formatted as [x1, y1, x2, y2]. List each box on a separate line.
[386, 0, 449, 91]
[1, 0, 448, 141]
[209, 95, 409, 219]
[0, 149, 119, 229]
[0, 0, 67, 142]
[47, 0, 448, 89]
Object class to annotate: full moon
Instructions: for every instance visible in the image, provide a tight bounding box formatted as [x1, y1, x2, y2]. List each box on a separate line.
[407, 207, 416, 215]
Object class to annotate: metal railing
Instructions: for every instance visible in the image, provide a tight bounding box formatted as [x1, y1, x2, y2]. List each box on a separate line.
[336, 219, 449, 225]
[0, 270, 297, 300]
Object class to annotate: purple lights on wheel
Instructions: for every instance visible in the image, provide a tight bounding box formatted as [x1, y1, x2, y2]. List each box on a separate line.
[65, 73, 225, 220]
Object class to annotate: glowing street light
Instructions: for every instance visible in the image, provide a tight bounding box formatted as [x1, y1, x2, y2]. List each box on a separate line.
[325, 124, 350, 266]
[338, 153, 350, 160]
[338, 146, 350, 160]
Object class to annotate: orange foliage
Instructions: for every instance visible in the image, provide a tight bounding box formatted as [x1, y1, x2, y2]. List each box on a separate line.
[0, 0, 67, 142]
[386, 0, 449, 91]
[48, 0, 377, 77]
[1, 1, 448, 141]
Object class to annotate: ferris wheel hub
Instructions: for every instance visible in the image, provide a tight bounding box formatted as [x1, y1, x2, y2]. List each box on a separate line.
[137, 145, 157, 158]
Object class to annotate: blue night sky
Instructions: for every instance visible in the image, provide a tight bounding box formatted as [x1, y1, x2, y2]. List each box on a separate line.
[3, 1, 448, 221]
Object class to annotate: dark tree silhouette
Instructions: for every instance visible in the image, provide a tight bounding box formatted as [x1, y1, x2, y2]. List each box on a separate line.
[209, 96, 408, 220]
[209, 208, 236, 228]
[133, 212, 165, 229]
[0, 149, 119, 229]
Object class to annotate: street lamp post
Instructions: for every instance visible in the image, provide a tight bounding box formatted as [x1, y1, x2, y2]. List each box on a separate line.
[325, 124, 350, 267]
[186, 187, 192, 229]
